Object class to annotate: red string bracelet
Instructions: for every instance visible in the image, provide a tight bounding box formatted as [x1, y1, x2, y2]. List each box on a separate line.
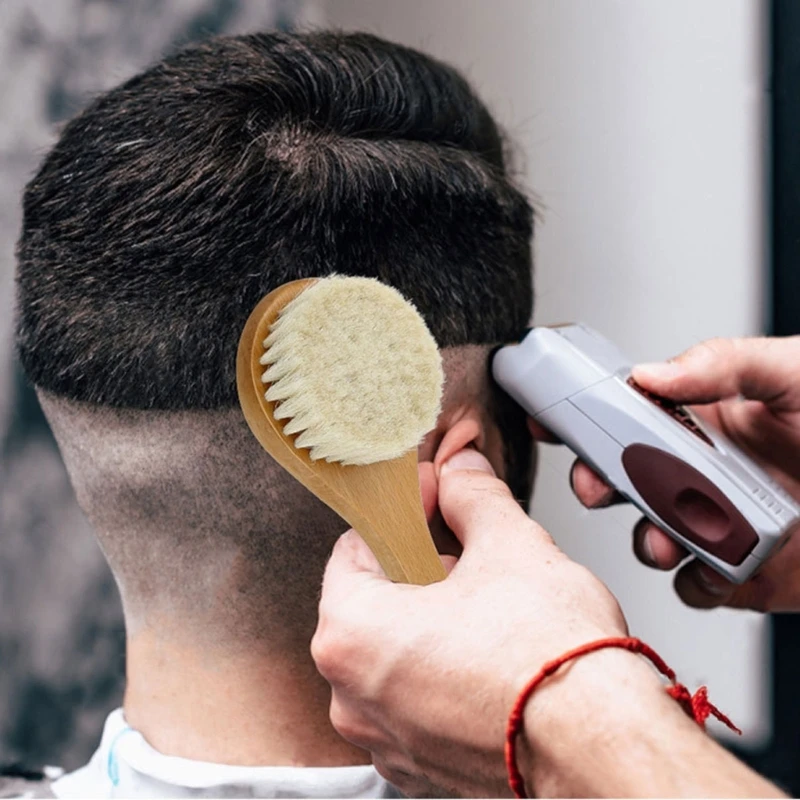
[504, 636, 741, 798]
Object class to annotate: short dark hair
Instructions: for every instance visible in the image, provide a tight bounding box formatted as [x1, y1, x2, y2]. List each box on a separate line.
[16, 31, 533, 410]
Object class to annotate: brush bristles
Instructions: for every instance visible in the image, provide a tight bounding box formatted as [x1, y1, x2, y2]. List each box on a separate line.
[260, 277, 443, 466]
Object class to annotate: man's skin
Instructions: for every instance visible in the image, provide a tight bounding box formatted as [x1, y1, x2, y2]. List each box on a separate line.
[312, 335, 800, 797]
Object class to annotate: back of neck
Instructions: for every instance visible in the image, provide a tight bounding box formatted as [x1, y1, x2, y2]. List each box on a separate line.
[123, 624, 369, 767]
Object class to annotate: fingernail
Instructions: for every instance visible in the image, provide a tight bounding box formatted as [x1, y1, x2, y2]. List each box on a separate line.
[633, 362, 684, 382]
[441, 449, 495, 475]
[696, 565, 728, 597]
[641, 532, 657, 566]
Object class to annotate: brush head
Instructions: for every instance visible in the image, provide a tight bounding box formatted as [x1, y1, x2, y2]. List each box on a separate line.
[259, 277, 444, 466]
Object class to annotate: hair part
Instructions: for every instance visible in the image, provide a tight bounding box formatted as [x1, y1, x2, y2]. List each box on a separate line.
[16, 31, 533, 410]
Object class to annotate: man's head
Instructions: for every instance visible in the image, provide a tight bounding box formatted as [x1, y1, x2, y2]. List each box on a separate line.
[16, 32, 534, 650]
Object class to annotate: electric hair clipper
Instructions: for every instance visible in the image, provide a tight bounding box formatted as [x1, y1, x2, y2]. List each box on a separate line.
[492, 324, 800, 583]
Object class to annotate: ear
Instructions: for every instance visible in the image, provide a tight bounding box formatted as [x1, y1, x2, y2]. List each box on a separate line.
[433, 411, 481, 469]
[432, 404, 497, 470]
[421, 406, 485, 558]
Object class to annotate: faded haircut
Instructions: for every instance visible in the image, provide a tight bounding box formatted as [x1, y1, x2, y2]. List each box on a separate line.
[16, 31, 534, 412]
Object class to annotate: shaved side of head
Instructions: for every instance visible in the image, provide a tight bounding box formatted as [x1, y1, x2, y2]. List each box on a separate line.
[39, 347, 531, 649]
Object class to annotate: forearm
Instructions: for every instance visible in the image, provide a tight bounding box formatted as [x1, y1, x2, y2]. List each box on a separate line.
[521, 650, 783, 798]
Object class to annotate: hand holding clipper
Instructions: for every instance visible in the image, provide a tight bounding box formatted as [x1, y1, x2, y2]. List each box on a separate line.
[493, 326, 800, 585]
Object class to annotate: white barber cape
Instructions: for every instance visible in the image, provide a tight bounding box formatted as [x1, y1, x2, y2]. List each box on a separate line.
[52, 710, 399, 799]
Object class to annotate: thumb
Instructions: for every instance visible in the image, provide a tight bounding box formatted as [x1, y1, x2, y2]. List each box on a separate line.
[632, 336, 800, 408]
[319, 529, 388, 609]
[437, 448, 542, 549]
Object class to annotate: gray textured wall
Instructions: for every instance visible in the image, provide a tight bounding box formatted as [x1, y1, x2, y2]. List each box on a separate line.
[0, 0, 304, 771]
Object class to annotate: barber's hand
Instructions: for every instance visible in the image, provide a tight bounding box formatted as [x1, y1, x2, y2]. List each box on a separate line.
[312, 449, 654, 798]
[540, 336, 800, 612]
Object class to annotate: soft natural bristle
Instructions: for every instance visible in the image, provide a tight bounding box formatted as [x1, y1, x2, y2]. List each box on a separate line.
[260, 277, 443, 466]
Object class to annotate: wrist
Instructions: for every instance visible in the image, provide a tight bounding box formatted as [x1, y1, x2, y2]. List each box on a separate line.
[518, 647, 668, 797]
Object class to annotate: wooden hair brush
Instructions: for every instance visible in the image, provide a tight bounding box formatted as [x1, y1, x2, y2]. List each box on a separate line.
[236, 276, 447, 585]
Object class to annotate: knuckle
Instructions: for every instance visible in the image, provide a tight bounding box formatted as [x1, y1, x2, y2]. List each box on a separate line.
[310, 627, 353, 684]
[729, 335, 766, 364]
[689, 337, 734, 368]
[454, 480, 512, 517]
[328, 697, 355, 740]
[327, 695, 346, 731]
[701, 337, 734, 357]
[567, 563, 625, 620]
[466, 475, 514, 502]
[328, 697, 377, 747]
[309, 629, 328, 669]
[527, 519, 556, 547]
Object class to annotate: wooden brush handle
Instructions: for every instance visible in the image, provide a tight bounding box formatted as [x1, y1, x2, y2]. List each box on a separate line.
[339, 451, 447, 585]
[237, 279, 446, 586]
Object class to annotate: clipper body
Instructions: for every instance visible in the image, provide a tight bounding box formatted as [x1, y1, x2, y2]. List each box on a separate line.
[492, 325, 800, 583]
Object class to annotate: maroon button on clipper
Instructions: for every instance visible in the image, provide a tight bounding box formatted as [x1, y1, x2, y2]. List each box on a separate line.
[622, 444, 758, 566]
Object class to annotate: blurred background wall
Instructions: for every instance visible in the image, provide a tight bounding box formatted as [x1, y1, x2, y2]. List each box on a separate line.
[0, 0, 773, 776]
